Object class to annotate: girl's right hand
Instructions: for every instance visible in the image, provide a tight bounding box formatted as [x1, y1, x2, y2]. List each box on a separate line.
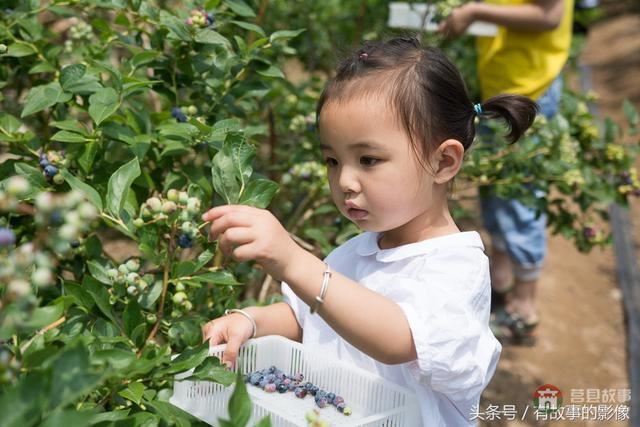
[201, 312, 255, 368]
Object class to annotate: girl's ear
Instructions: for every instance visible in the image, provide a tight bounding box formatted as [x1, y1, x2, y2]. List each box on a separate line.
[432, 139, 465, 184]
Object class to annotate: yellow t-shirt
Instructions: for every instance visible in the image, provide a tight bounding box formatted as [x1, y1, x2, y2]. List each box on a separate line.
[476, 0, 574, 100]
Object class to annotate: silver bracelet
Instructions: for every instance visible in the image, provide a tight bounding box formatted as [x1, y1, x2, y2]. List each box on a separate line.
[224, 308, 257, 338]
[310, 263, 331, 315]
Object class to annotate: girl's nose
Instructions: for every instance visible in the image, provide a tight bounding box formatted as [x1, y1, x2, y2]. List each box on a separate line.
[337, 166, 361, 194]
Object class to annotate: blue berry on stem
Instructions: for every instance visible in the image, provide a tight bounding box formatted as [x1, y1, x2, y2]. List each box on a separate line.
[171, 107, 188, 123]
[44, 165, 58, 178]
[0, 227, 16, 247]
[177, 233, 192, 248]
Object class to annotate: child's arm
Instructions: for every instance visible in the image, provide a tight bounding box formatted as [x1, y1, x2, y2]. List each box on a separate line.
[202, 205, 417, 366]
[439, 0, 565, 37]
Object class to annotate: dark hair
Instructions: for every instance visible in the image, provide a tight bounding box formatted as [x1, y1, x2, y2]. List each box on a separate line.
[316, 36, 538, 169]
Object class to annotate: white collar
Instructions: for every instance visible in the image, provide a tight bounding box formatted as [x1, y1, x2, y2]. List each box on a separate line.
[355, 231, 485, 263]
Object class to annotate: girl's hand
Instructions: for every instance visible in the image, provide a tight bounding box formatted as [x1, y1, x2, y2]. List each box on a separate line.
[437, 4, 476, 38]
[202, 312, 254, 368]
[201, 205, 301, 282]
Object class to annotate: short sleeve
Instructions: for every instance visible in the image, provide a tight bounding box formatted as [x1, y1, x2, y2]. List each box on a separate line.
[281, 281, 306, 331]
[386, 250, 501, 415]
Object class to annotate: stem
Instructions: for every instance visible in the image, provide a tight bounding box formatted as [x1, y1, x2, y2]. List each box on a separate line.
[17, 316, 66, 356]
[140, 225, 176, 353]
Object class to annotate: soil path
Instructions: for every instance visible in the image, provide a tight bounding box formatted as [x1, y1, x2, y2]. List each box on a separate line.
[479, 13, 640, 427]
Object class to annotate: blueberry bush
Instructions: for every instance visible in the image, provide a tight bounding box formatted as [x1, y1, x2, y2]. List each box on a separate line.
[0, 0, 638, 426]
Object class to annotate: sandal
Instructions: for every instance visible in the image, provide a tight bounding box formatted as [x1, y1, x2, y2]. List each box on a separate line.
[490, 283, 513, 313]
[490, 307, 539, 346]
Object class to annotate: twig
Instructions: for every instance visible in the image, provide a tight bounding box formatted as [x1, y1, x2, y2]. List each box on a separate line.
[18, 316, 66, 354]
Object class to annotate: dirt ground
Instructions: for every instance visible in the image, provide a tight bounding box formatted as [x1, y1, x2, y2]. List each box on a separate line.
[478, 13, 640, 427]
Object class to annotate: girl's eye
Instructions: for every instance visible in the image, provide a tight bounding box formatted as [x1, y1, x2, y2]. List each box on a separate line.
[324, 157, 338, 167]
[360, 156, 379, 166]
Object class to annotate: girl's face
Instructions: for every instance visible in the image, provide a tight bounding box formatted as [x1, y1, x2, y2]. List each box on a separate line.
[319, 97, 444, 246]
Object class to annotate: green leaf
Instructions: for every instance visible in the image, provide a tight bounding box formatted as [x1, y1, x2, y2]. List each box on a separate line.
[139, 279, 163, 309]
[623, 98, 638, 128]
[130, 50, 163, 69]
[144, 400, 201, 427]
[50, 130, 89, 143]
[78, 142, 99, 175]
[160, 12, 192, 42]
[50, 120, 88, 135]
[123, 299, 145, 339]
[6, 41, 37, 57]
[40, 409, 98, 427]
[238, 179, 279, 208]
[184, 356, 235, 386]
[118, 382, 146, 405]
[84, 276, 120, 326]
[24, 304, 64, 330]
[89, 87, 121, 126]
[49, 345, 102, 409]
[228, 373, 252, 427]
[0, 373, 47, 427]
[87, 259, 110, 284]
[158, 342, 209, 375]
[211, 133, 255, 204]
[21, 82, 72, 117]
[59, 64, 87, 91]
[60, 170, 103, 211]
[0, 114, 22, 134]
[93, 348, 136, 370]
[225, 0, 256, 17]
[256, 64, 285, 79]
[157, 122, 199, 140]
[194, 29, 232, 47]
[269, 29, 306, 43]
[14, 162, 47, 193]
[107, 157, 141, 218]
[183, 270, 241, 286]
[254, 416, 272, 427]
[231, 20, 265, 36]
[64, 73, 103, 95]
[194, 249, 215, 271]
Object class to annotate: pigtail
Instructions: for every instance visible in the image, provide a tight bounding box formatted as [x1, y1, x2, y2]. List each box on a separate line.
[479, 94, 539, 143]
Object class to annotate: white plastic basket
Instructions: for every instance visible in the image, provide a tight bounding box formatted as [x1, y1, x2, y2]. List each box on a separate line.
[170, 335, 421, 426]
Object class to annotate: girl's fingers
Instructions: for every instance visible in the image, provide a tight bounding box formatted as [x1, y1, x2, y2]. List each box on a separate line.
[207, 210, 254, 241]
[219, 228, 254, 257]
[222, 334, 245, 369]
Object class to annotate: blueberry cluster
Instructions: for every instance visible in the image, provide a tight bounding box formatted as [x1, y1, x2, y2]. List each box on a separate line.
[618, 168, 640, 197]
[171, 105, 198, 123]
[245, 366, 352, 415]
[64, 20, 93, 53]
[106, 258, 149, 297]
[39, 152, 63, 184]
[135, 190, 202, 250]
[185, 9, 215, 27]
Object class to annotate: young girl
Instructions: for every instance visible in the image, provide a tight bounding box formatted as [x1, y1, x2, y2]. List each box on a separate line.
[201, 36, 537, 426]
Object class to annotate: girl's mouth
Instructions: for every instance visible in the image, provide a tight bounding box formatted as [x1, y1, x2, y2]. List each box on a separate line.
[347, 208, 368, 220]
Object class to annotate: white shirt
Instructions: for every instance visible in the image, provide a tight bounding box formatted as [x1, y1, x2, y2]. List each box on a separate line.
[281, 231, 501, 427]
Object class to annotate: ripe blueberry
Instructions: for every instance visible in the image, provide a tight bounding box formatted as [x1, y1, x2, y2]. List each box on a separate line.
[0, 227, 16, 247]
[177, 234, 192, 248]
[171, 107, 187, 123]
[43, 165, 58, 178]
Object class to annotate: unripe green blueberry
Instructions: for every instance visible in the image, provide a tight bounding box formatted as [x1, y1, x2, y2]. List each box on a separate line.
[146, 314, 157, 324]
[6, 176, 30, 197]
[32, 268, 53, 287]
[126, 272, 139, 285]
[8, 279, 30, 299]
[146, 197, 162, 213]
[53, 174, 65, 185]
[0, 44, 7, 54]
[138, 279, 148, 291]
[181, 221, 193, 234]
[175, 282, 186, 292]
[186, 197, 200, 213]
[179, 211, 191, 221]
[77, 202, 97, 220]
[59, 223, 78, 241]
[187, 105, 197, 115]
[178, 192, 189, 204]
[172, 291, 187, 304]
[35, 192, 54, 212]
[133, 218, 145, 227]
[109, 294, 117, 305]
[107, 268, 119, 279]
[183, 300, 193, 311]
[162, 201, 177, 214]
[118, 264, 129, 274]
[167, 189, 179, 202]
[127, 285, 138, 296]
[125, 259, 140, 272]
[155, 213, 168, 221]
[64, 211, 81, 228]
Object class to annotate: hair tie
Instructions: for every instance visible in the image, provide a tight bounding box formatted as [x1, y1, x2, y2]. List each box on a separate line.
[473, 103, 483, 115]
[359, 52, 368, 61]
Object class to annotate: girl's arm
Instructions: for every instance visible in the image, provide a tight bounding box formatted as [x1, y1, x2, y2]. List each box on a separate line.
[440, 0, 565, 36]
[244, 302, 302, 341]
[282, 250, 417, 365]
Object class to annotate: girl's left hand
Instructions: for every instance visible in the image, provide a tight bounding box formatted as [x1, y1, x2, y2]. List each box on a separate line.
[437, 4, 475, 38]
[202, 205, 301, 282]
